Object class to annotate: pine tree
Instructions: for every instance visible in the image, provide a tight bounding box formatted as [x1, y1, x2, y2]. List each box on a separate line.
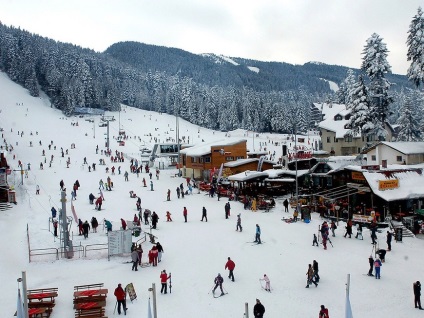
[396, 88, 421, 141]
[361, 33, 393, 141]
[347, 75, 373, 137]
[407, 7, 424, 88]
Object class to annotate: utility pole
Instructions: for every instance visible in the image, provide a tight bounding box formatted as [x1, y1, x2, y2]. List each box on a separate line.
[101, 116, 115, 149]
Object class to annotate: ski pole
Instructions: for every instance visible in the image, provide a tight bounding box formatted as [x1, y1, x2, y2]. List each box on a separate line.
[207, 283, 215, 294]
[113, 300, 117, 314]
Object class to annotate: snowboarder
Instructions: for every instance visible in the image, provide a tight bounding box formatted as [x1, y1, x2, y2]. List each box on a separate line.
[283, 198, 289, 212]
[255, 224, 261, 244]
[225, 257, 235, 282]
[374, 257, 382, 279]
[212, 273, 224, 296]
[414, 281, 422, 309]
[160, 270, 171, 294]
[306, 263, 318, 287]
[166, 211, 172, 222]
[260, 274, 271, 292]
[114, 284, 127, 315]
[183, 207, 188, 223]
[253, 299, 265, 318]
[201, 207, 207, 222]
[236, 214, 242, 232]
[319, 305, 329, 318]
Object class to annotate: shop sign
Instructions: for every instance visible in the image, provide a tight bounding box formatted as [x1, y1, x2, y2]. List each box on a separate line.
[351, 171, 365, 181]
[361, 165, 380, 171]
[378, 179, 399, 191]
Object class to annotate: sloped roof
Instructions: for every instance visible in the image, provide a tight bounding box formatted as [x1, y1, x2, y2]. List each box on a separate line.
[316, 103, 360, 139]
[365, 141, 424, 155]
[180, 139, 247, 157]
[227, 171, 268, 182]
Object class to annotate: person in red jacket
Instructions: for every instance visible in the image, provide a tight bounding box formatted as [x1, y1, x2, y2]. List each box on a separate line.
[121, 218, 127, 230]
[152, 246, 158, 266]
[114, 283, 127, 315]
[319, 305, 329, 318]
[183, 207, 188, 222]
[225, 257, 236, 282]
[160, 270, 171, 294]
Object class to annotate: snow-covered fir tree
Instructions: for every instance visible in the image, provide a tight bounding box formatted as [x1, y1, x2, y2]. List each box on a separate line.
[407, 7, 424, 88]
[347, 75, 373, 137]
[361, 33, 393, 141]
[396, 88, 422, 141]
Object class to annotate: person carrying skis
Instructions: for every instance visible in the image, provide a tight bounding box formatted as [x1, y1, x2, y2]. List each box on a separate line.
[255, 224, 261, 244]
[260, 274, 271, 292]
[225, 257, 236, 282]
[160, 270, 171, 294]
[201, 207, 207, 222]
[253, 299, 265, 318]
[212, 273, 224, 296]
[319, 305, 329, 317]
[236, 214, 242, 232]
[114, 284, 127, 315]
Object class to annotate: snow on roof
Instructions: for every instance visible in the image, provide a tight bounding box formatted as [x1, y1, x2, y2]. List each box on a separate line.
[376, 141, 424, 155]
[316, 103, 359, 139]
[224, 158, 257, 167]
[264, 178, 295, 182]
[363, 169, 424, 201]
[247, 66, 259, 73]
[227, 170, 268, 182]
[180, 139, 246, 157]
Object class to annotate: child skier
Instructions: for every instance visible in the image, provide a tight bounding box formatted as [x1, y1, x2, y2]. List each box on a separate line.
[260, 274, 271, 292]
[312, 234, 319, 246]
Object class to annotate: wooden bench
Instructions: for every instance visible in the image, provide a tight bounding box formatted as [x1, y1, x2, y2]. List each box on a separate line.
[74, 300, 106, 310]
[74, 283, 104, 292]
[74, 307, 106, 318]
[27, 287, 58, 303]
[28, 301, 55, 309]
[74, 295, 106, 304]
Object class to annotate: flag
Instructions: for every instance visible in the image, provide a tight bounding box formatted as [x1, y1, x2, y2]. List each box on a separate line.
[147, 297, 153, 318]
[17, 289, 24, 318]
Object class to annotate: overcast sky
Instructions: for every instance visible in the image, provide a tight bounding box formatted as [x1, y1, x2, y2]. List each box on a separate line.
[1, 0, 422, 75]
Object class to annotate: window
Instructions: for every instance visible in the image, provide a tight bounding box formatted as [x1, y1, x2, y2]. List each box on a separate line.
[190, 157, 197, 163]
[334, 137, 338, 143]
[344, 135, 352, 142]
[371, 155, 376, 161]
[396, 156, 402, 162]
[334, 114, 342, 121]
[327, 137, 331, 143]
[204, 157, 211, 163]
[236, 156, 244, 160]
[226, 156, 234, 161]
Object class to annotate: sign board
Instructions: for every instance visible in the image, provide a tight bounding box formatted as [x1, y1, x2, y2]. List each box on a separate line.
[378, 179, 399, 191]
[352, 213, 374, 223]
[351, 171, 365, 181]
[361, 165, 380, 171]
[108, 230, 133, 256]
[125, 283, 137, 302]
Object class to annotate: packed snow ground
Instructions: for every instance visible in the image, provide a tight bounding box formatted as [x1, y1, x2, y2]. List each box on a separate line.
[0, 71, 423, 317]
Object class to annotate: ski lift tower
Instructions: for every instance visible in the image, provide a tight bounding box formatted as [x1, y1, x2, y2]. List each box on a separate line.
[102, 116, 115, 149]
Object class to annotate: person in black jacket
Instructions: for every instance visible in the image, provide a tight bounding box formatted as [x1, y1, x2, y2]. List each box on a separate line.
[156, 242, 164, 263]
[386, 231, 393, 251]
[414, 281, 422, 309]
[367, 255, 374, 276]
[253, 299, 265, 318]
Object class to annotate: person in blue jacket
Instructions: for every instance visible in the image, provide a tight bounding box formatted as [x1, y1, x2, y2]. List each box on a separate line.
[255, 224, 261, 244]
[105, 219, 112, 232]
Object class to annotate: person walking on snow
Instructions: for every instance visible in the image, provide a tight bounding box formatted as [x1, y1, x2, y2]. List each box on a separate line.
[330, 221, 337, 237]
[82, 220, 90, 238]
[260, 274, 271, 292]
[236, 214, 242, 232]
[319, 305, 329, 318]
[374, 257, 382, 279]
[313, 260, 320, 282]
[167, 189, 171, 201]
[121, 218, 127, 230]
[183, 207, 188, 222]
[156, 242, 164, 262]
[131, 249, 139, 271]
[253, 299, 265, 318]
[306, 264, 318, 288]
[283, 198, 289, 212]
[414, 281, 423, 309]
[166, 211, 172, 222]
[387, 231, 393, 251]
[201, 207, 207, 222]
[212, 273, 224, 296]
[255, 224, 261, 244]
[368, 255, 374, 276]
[114, 284, 127, 315]
[312, 234, 319, 246]
[150, 180, 154, 191]
[225, 257, 236, 282]
[160, 270, 171, 294]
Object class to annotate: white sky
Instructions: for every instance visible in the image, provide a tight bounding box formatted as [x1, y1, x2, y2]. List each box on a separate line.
[0, 1, 422, 76]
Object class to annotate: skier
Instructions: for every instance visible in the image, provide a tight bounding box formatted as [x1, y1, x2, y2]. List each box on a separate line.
[225, 257, 236, 282]
[124, 171, 129, 181]
[236, 214, 242, 232]
[260, 274, 271, 292]
[414, 281, 423, 309]
[374, 257, 382, 279]
[367, 255, 374, 276]
[283, 198, 289, 212]
[166, 211, 172, 222]
[212, 273, 225, 296]
[114, 284, 127, 315]
[201, 207, 207, 222]
[253, 299, 265, 318]
[131, 249, 139, 271]
[313, 260, 320, 282]
[91, 217, 98, 233]
[312, 234, 319, 247]
[183, 207, 188, 223]
[156, 242, 164, 262]
[306, 264, 318, 288]
[89, 193, 95, 204]
[150, 180, 154, 191]
[82, 220, 90, 239]
[319, 305, 329, 318]
[160, 270, 171, 294]
[167, 189, 171, 201]
[255, 224, 261, 244]
[144, 209, 150, 225]
[95, 196, 103, 210]
[176, 187, 180, 199]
